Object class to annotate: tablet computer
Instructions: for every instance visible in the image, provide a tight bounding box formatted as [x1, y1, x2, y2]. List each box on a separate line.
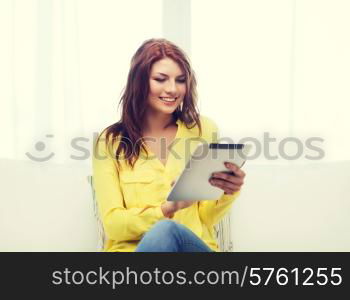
[167, 143, 252, 201]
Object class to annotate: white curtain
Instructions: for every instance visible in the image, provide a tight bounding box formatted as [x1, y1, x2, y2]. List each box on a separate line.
[192, 0, 350, 163]
[0, 0, 162, 165]
[3, 0, 347, 166]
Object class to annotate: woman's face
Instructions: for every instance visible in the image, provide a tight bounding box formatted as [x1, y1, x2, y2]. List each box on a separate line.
[147, 57, 186, 117]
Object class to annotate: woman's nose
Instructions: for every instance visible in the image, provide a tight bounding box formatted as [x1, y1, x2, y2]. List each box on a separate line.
[164, 80, 177, 94]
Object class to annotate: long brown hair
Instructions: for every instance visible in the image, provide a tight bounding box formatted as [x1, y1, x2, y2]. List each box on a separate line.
[97, 38, 202, 169]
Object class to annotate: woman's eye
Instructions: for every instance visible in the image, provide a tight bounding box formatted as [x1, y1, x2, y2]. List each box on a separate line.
[154, 78, 186, 83]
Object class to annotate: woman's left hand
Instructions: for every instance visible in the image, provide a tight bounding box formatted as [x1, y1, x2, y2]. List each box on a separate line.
[209, 162, 246, 195]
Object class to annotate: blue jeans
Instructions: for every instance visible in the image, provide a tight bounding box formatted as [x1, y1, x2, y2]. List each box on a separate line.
[135, 220, 214, 252]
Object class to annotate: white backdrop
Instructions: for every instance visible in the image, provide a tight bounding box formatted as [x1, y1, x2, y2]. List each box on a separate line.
[0, 0, 162, 164]
[1, 0, 349, 165]
[192, 0, 350, 163]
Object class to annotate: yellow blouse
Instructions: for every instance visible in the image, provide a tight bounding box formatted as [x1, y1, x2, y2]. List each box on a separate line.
[92, 115, 240, 252]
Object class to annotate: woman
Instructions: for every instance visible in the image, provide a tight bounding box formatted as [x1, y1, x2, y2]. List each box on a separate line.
[92, 38, 245, 252]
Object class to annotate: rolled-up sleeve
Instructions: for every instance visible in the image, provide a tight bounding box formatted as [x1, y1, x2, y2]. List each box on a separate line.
[198, 192, 240, 227]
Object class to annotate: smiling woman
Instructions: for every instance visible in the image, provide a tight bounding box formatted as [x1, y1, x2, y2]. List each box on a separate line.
[149, 58, 186, 107]
[144, 58, 187, 166]
[92, 38, 245, 252]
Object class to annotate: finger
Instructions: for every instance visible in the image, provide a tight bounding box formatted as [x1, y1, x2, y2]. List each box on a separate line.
[210, 178, 241, 191]
[224, 162, 246, 178]
[211, 172, 244, 185]
[210, 176, 243, 187]
[177, 200, 196, 209]
[213, 185, 240, 195]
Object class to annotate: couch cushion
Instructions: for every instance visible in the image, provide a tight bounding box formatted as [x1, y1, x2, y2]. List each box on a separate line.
[0, 159, 98, 251]
[231, 161, 350, 251]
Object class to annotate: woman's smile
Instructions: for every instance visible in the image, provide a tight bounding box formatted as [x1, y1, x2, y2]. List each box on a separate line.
[159, 97, 178, 103]
[147, 57, 186, 115]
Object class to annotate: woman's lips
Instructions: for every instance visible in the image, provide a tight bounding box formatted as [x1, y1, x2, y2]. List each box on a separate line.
[159, 97, 177, 103]
[159, 97, 177, 102]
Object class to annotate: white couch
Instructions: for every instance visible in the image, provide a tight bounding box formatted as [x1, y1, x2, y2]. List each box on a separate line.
[1, 159, 349, 251]
[0, 159, 98, 251]
[231, 161, 350, 251]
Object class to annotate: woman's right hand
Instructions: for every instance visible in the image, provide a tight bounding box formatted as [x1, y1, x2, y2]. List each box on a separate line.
[161, 200, 197, 218]
[162, 181, 197, 218]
